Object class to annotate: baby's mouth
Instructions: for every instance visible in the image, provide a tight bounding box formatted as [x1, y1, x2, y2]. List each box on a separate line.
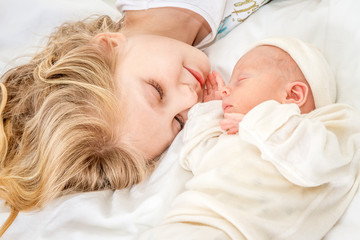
[222, 103, 233, 113]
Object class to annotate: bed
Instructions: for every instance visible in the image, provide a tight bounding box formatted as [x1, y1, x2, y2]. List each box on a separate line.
[0, 0, 359, 239]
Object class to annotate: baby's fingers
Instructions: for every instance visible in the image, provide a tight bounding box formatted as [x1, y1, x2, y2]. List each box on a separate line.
[219, 118, 239, 133]
[226, 127, 239, 135]
[206, 71, 216, 89]
[212, 70, 226, 90]
[224, 113, 244, 122]
[219, 119, 232, 130]
[206, 70, 225, 91]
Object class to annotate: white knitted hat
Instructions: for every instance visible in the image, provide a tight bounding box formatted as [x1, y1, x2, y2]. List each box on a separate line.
[248, 37, 337, 108]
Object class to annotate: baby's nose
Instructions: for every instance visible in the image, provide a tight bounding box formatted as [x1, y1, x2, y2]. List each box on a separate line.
[221, 87, 231, 98]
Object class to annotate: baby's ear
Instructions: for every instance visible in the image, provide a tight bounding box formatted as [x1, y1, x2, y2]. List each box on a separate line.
[284, 81, 309, 108]
[92, 32, 127, 51]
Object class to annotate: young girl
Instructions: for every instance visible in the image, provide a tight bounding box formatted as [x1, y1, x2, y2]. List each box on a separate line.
[0, 13, 210, 234]
[0, 1, 271, 236]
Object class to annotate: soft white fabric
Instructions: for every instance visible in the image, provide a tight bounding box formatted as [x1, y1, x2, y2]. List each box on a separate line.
[115, 0, 270, 48]
[140, 100, 360, 240]
[1, 0, 360, 239]
[115, 0, 225, 48]
[249, 37, 337, 108]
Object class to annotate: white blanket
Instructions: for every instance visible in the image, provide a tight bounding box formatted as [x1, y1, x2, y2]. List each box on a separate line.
[0, 0, 360, 239]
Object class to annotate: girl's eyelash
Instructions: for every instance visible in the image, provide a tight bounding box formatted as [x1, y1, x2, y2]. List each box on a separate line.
[148, 80, 184, 130]
[174, 115, 185, 130]
[149, 80, 164, 100]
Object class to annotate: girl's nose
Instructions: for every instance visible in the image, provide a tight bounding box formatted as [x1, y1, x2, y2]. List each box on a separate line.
[221, 87, 231, 98]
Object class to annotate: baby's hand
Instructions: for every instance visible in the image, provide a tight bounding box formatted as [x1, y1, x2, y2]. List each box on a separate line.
[203, 70, 225, 102]
[219, 113, 244, 135]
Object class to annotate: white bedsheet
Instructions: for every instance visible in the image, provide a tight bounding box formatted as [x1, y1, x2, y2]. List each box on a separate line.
[0, 0, 359, 239]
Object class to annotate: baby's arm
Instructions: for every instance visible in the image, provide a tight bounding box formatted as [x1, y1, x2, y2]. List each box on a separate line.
[203, 70, 225, 102]
[239, 101, 360, 186]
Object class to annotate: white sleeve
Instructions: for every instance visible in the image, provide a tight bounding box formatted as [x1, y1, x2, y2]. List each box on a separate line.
[238, 100, 360, 187]
[115, 0, 272, 47]
[115, 0, 226, 47]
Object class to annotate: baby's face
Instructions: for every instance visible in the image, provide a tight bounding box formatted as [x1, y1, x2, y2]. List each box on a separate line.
[222, 46, 294, 114]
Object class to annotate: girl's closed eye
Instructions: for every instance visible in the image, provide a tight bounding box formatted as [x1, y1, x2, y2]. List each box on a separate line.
[174, 114, 185, 130]
[149, 80, 164, 100]
[147, 80, 184, 131]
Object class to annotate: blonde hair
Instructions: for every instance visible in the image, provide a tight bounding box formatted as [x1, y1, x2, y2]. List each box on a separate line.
[0, 15, 150, 233]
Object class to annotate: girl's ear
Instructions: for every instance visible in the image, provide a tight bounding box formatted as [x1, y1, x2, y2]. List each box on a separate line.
[284, 81, 309, 108]
[92, 32, 127, 51]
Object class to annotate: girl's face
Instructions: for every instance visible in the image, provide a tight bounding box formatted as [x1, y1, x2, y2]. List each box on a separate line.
[114, 34, 210, 159]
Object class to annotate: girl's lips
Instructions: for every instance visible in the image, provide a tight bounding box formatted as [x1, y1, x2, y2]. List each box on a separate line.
[184, 66, 205, 88]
